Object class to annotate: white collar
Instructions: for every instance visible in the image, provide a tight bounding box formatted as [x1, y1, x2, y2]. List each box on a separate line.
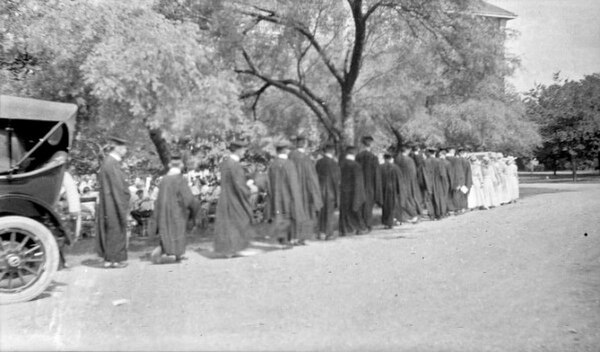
[297, 148, 306, 153]
[229, 154, 240, 162]
[109, 152, 122, 162]
[325, 153, 334, 159]
[278, 154, 289, 159]
[167, 167, 181, 175]
[346, 154, 355, 161]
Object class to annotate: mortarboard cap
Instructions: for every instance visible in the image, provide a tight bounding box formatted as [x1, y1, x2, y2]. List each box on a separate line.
[108, 135, 128, 145]
[229, 140, 248, 150]
[345, 145, 357, 154]
[275, 140, 292, 148]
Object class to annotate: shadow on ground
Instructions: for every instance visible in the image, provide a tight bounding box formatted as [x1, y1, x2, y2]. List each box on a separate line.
[519, 186, 574, 199]
[31, 281, 68, 302]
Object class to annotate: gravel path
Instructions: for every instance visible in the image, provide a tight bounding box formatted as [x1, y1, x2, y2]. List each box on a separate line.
[1, 182, 599, 351]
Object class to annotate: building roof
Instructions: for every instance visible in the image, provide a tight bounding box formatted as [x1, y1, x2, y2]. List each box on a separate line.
[474, 1, 517, 20]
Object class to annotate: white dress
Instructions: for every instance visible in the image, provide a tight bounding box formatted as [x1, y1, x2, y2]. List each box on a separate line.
[482, 163, 498, 208]
[468, 162, 484, 209]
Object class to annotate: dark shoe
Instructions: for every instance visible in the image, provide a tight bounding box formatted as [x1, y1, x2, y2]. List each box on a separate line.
[325, 234, 338, 241]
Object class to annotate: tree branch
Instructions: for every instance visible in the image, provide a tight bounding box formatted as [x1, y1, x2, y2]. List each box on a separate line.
[236, 49, 338, 137]
[237, 6, 345, 86]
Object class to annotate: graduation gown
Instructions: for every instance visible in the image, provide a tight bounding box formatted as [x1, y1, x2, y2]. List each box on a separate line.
[315, 155, 341, 236]
[214, 157, 254, 256]
[151, 173, 199, 256]
[339, 157, 366, 235]
[445, 156, 464, 212]
[459, 158, 473, 210]
[412, 153, 428, 208]
[289, 149, 323, 237]
[265, 157, 306, 241]
[421, 157, 436, 217]
[380, 162, 402, 227]
[431, 158, 451, 219]
[96, 155, 130, 263]
[356, 150, 382, 228]
[395, 154, 421, 220]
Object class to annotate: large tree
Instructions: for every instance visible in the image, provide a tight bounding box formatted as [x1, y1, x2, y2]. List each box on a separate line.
[232, 0, 488, 146]
[1, 0, 244, 169]
[525, 73, 600, 180]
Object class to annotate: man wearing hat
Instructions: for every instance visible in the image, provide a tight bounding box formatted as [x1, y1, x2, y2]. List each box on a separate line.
[214, 141, 257, 257]
[395, 145, 421, 223]
[288, 136, 323, 242]
[339, 146, 367, 236]
[420, 147, 436, 219]
[380, 153, 402, 229]
[356, 136, 382, 232]
[96, 135, 130, 268]
[265, 141, 305, 247]
[315, 144, 341, 240]
[150, 154, 200, 264]
[429, 148, 450, 220]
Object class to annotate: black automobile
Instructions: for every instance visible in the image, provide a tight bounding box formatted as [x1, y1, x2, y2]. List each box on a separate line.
[0, 95, 77, 304]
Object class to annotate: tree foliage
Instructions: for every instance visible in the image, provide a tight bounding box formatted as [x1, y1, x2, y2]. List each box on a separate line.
[525, 73, 600, 177]
[1, 0, 246, 171]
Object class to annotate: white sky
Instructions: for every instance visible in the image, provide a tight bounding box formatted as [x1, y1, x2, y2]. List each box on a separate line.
[488, 0, 600, 92]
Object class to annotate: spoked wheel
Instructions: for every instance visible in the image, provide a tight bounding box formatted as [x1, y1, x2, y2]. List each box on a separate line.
[0, 216, 59, 304]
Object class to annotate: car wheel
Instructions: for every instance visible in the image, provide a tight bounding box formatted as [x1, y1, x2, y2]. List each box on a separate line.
[0, 216, 59, 304]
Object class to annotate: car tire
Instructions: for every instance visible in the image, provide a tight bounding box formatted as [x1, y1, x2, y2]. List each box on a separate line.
[0, 216, 60, 305]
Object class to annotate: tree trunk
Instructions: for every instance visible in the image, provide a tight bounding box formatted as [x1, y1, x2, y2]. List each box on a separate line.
[340, 89, 354, 147]
[148, 127, 170, 171]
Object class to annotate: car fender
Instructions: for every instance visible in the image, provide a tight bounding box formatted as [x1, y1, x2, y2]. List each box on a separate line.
[0, 193, 71, 245]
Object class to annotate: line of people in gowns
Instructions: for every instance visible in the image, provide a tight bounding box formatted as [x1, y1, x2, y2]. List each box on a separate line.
[209, 139, 522, 258]
[96, 134, 521, 265]
[468, 153, 519, 210]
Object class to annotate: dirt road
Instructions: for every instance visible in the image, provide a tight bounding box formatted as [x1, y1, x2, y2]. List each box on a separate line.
[1, 182, 599, 351]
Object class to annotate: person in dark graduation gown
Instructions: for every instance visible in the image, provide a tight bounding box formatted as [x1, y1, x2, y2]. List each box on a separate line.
[265, 142, 306, 247]
[420, 148, 436, 219]
[150, 156, 200, 264]
[288, 136, 323, 241]
[380, 154, 402, 229]
[213, 141, 257, 257]
[411, 145, 429, 215]
[315, 144, 341, 240]
[355, 136, 382, 231]
[339, 146, 367, 236]
[395, 146, 421, 223]
[431, 148, 451, 220]
[96, 136, 130, 269]
[445, 147, 464, 214]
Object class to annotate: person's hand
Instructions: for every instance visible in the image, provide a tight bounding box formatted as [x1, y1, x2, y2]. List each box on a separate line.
[248, 184, 259, 194]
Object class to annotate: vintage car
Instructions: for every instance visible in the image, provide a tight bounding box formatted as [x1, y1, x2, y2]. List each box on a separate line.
[0, 95, 77, 304]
